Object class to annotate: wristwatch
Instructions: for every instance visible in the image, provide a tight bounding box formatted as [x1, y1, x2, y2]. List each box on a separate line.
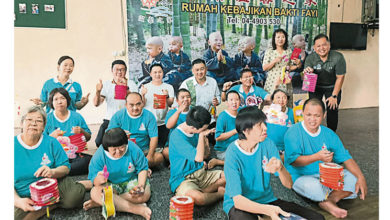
[332, 95, 337, 98]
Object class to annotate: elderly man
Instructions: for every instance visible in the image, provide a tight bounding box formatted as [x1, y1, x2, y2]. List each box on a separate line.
[304, 34, 346, 131]
[284, 98, 367, 219]
[107, 92, 164, 168]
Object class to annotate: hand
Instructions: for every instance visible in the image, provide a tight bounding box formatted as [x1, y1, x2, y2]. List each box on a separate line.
[355, 176, 368, 200]
[316, 149, 334, 162]
[177, 101, 188, 113]
[50, 129, 65, 138]
[15, 197, 36, 212]
[117, 77, 127, 86]
[200, 128, 215, 138]
[292, 58, 301, 66]
[96, 171, 108, 186]
[212, 97, 219, 106]
[34, 166, 54, 178]
[130, 185, 145, 197]
[162, 89, 169, 96]
[140, 85, 148, 96]
[326, 96, 338, 110]
[96, 79, 103, 92]
[264, 157, 283, 174]
[265, 204, 290, 220]
[72, 126, 82, 134]
[244, 65, 249, 69]
[222, 81, 233, 91]
[284, 75, 291, 84]
[304, 67, 314, 74]
[146, 151, 154, 162]
[81, 93, 90, 106]
[217, 50, 223, 61]
[30, 98, 43, 105]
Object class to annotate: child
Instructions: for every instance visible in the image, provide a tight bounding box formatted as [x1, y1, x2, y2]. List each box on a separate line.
[139, 37, 178, 89]
[169, 106, 225, 206]
[83, 128, 152, 220]
[164, 88, 192, 160]
[208, 91, 240, 169]
[140, 63, 174, 161]
[223, 106, 324, 220]
[203, 32, 237, 86]
[168, 36, 192, 82]
[291, 34, 308, 92]
[263, 89, 295, 162]
[234, 37, 265, 87]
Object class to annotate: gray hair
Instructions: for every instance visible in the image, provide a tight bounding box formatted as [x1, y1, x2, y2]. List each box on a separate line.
[21, 105, 47, 127]
[146, 36, 163, 47]
[170, 36, 183, 45]
[209, 31, 222, 41]
[292, 34, 304, 45]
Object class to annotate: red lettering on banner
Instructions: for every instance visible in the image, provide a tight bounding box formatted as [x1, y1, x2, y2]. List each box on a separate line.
[304, 0, 317, 7]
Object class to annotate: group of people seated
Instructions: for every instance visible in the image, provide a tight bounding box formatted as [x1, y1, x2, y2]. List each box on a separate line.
[15, 30, 367, 220]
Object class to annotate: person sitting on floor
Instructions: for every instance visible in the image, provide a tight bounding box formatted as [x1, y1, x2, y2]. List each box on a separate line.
[208, 90, 240, 169]
[222, 69, 270, 110]
[140, 63, 174, 162]
[93, 59, 138, 147]
[284, 98, 368, 219]
[203, 31, 237, 86]
[263, 89, 295, 162]
[223, 106, 324, 220]
[168, 36, 192, 83]
[14, 106, 86, 220]
[44, 87, 92, 176]
[169, 106, 226, 206]
[107, 92, 164, 168]
[234, 36, 265, 87]
[83, 128, 151, 220]
[164, 88, 192, 160]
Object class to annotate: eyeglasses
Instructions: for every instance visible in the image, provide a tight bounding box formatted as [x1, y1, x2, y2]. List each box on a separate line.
[25, 118, 44, 124]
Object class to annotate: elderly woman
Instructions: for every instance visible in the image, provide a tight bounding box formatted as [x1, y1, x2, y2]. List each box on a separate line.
[31, 55, 89, 113]
[44, 87, 92, 175]
[14, 106, 85, 220]
[223, 106, 324, 220]
[263, 29, 301, 108]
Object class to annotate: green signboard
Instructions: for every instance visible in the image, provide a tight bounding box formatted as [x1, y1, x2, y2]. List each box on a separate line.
[14, 0, 66, 28]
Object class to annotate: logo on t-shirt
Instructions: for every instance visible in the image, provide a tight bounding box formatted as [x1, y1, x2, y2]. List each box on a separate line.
[245, 95, 263, 107]
[40, 153, 51, 166]
[68, 87, 76, 93]
[262, 156, 269, 170]
[127, 162, 135, 173]
[139, 123, 145, 131]
[322, 143, 328, 150]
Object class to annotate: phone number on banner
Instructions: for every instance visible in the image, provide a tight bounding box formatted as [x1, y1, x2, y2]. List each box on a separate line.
[226, 17, 281, 25]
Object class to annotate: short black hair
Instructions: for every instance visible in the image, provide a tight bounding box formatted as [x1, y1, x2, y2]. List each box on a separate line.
[149, 62, 163, 73]
[236, 106, 267, 140]
[303, 97, 326, 114]
[186, 106, 211, 129]
[272, 29, 288, 50]
[271, 89, 290, 101]
[102, 127, 128, 151]
[313, 34, 329, 45]
[240, 68, 253, 78]
[111, 60, 127, 71]
[58, 56, 74, 66]
[226, 90, 240, 100]
[48, 87, 71, 109]
[176, 88, 191, 99]
[191, 58, 206, 67]
[125, 92, 143, 102]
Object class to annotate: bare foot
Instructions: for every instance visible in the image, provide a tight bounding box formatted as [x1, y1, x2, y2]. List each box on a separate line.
[319, 200, 348, 218]
[133, 203, 152, 220]
[147, 169, 152, 178]
[83, 199, 100, 211]
[208, 158, 218, 169]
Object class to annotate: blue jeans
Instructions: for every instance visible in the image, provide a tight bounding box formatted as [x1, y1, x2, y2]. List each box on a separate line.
[292, 170, 358, 202]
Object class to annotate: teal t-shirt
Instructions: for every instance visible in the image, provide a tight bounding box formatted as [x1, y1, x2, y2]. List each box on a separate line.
[214, 110, 238, 152]
[266, 107, 295, 151]
[44, 110, 91, 137]
[14, 134, 70, 197]
[165, 108, 188, 143]
[229, 84, 269, 110]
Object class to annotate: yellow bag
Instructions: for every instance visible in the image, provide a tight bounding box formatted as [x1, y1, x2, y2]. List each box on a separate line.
[102, 185, 116, 219]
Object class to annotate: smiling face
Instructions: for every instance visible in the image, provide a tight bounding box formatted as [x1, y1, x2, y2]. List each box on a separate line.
[22, 112, 45, 137]
[208, 33, 223, 52]
[192, 63, 207, 82]
[240, 71, 254, 87]
[314, 37, 330, 58]
[303, 103, 324, 133]
[244, 122, 268, 143]
[177, 91, 191, 108]
[150, 65, 164, 83]
[53, 92, 68, 111]
[57, 58, 74, 77]
[126, 93, 144, 117]
[274, 32, 286, 48]
[112, 64, 127, 83]
[146, 44, 162, 58]
[272, 91, 288, 109]
[107, 145, 126, 158]
[227, 92, 240, 111]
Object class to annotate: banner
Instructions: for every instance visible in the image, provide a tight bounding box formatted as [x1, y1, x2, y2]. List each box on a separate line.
[126, 0, 327, 83]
